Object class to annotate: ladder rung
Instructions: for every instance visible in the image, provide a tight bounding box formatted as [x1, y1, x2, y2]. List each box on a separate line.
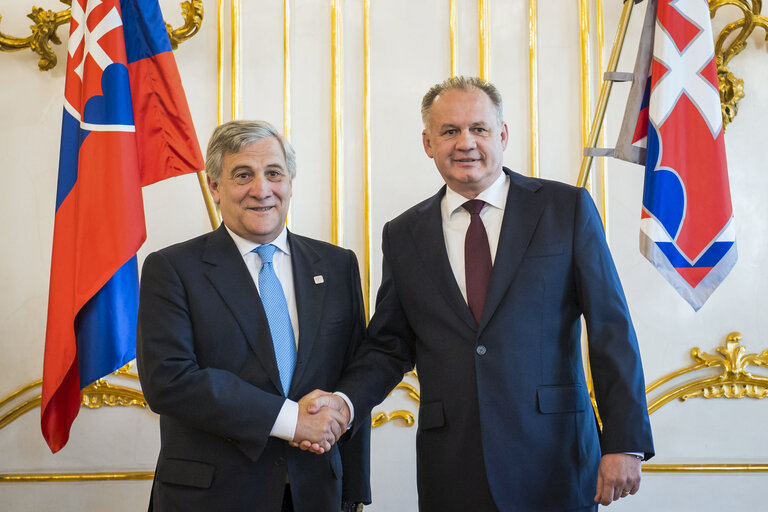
[604, 71, 634, 82]
[584, 147, 615, 157]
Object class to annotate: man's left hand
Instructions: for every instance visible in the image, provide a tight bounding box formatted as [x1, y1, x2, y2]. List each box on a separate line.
[593, 453, 642, 506]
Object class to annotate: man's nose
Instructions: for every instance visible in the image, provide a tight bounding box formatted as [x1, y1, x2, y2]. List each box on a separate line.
[456, 129, 476, 150]
[248, 174, 272, 198]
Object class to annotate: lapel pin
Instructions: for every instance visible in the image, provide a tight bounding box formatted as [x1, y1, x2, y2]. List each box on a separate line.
[314, 275, 324, 284]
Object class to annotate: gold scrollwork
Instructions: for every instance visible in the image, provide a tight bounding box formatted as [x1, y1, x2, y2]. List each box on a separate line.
[0, 0, 203, 72]
[371, 371, 420, 429]
[0, 363, 146, 432]
[646, 332, 768, 414]
[710, 0, 768, 128]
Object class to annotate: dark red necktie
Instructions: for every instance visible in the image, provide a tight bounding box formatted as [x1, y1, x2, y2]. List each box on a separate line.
[463, 199, 492, 324]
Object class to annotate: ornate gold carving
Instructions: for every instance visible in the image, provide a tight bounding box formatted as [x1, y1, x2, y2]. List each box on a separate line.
[371, 371, 419, 429]
[166, 0, 203, 51]
[0, 363, 145, 431]
[710, 0, 768, 128]
[0, 0, 203, 71]
[646, 332, 768, 414]
[0, 2, 71, 71]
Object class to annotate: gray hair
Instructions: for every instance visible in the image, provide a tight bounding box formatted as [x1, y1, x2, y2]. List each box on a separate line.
[420, 76, 503, 128]
[205, 120, 297, 182]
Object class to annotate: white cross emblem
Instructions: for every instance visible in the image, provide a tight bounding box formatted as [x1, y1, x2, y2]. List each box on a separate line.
[67, 0, 123, 80]
[649, 0, 722, 137]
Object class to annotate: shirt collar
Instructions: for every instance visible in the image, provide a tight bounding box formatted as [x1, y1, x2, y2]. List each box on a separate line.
[224, 224, 291, 258]
[445, 170, 509, 217]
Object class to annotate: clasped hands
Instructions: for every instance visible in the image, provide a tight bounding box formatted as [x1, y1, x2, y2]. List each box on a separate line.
[291, 389, 350, 454]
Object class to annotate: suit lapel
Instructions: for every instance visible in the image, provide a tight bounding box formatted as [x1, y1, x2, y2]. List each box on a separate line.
[478, 169, 544, 334]
[287, 232, 326, 394]
[202, 226, 283, 394]
[409, 188, 477, 332]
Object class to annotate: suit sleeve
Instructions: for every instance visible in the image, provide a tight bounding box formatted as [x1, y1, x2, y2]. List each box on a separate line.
[338, 249, 372, 504]
[572, 187, 654, 459]
[336, 222, 417, 430]
[136, 250, 285, 462]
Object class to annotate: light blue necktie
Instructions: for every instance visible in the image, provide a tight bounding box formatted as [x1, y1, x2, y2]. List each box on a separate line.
[254, 244, 296, 396]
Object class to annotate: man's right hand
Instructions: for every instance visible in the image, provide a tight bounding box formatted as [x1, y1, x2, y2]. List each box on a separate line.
[292, 390, 349, 453]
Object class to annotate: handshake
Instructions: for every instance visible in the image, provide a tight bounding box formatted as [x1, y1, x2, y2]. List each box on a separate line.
[291, 389, 351, 454]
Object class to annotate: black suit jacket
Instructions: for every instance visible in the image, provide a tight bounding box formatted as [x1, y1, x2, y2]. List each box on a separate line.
[338, 168, 653, 511]
[137, 226, 370, 512]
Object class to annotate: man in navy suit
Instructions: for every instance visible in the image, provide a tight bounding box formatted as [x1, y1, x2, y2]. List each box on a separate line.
[301, 77, 654, 511]
[137, 120, 370, 512]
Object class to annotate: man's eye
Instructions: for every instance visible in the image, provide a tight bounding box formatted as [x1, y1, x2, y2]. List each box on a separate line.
[443, 129, 456, 135]
[233, 172, 253, 184]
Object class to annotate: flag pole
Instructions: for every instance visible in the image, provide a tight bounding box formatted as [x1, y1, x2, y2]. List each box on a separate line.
[196, 171, 220, 229]
[576, 0, 636, 188]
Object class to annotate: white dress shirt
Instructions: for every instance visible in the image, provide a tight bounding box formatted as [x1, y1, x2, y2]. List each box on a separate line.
[441, 171, 509, 303]
[225, 225, 299, 441]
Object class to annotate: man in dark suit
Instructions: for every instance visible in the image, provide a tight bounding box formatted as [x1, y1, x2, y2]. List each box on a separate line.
[137, 120, 370, 512]
[300, 77, 654, 511]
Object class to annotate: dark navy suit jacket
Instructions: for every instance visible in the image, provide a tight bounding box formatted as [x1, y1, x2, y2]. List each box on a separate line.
[137, 226, 370, 512]
[338, 168, 653, 511]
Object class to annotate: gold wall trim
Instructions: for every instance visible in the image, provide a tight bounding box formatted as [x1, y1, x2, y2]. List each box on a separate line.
[646, 332, 768, 414]
[230, 0, 242, 120]
[0, 364, 146, 432]
[642, 464, 768, 473]
[596, 0, 608, 231]
[528, 0, 539, 178]
[578, 0, 593, 194]
[330, 0, 344, 246]
[641, 332, 768, 473]
[363, 0, 373, 318]
[371, 372, 419, 428]
[450, 0, 457, 77]
[478, 0, 490, 80]
[0, 471, 154, 482]
[0, 0, 203, 72]
[284, 0, 292, 142]
[284, 0, 293, 230]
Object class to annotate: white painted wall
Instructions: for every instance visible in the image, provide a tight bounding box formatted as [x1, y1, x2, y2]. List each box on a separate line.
[1, 0, 766, 510]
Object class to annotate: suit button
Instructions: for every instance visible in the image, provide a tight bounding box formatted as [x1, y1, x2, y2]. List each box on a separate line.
[476, 345, 487, 355]
[274, 457, 285, 466]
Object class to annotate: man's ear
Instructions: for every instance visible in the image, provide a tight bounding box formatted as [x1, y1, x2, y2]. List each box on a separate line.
[207, 175, 221, 204]
[422, 129, 434, 159]
[500, 122, 509, 151]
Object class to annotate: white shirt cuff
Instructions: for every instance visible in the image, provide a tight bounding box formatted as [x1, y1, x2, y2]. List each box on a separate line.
[334, 391, 355, 427]
[270, 399, 299, 441]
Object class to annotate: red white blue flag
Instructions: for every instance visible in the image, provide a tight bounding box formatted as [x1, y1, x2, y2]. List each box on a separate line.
[42, 0, 204, 452]
[618, 0, 736, 311]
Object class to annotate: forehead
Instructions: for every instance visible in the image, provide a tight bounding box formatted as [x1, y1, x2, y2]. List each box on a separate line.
[223, 137, 286, 169]
[429, 88, 497, 126]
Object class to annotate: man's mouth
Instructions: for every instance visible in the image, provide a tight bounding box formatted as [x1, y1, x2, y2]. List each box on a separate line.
[249, 206, 274, 212]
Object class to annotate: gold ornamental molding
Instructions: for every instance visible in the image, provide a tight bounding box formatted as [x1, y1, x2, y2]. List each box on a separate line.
[371, 371, 419, 429]
[0, 0, 203, 72]
[642, 332, 768, 473]
[0, 363, 147, 433]
[645, 331, 768, 414]
[711, 0, 768, 129]
[0, 363, 151, 483]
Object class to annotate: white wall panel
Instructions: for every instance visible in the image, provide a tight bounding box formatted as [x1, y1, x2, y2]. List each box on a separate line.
[1, 0, 766, 510]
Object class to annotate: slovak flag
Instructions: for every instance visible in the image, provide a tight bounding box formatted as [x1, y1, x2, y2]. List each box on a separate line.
[619, 0, 736, 311]
[42, 0, 204, 452]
